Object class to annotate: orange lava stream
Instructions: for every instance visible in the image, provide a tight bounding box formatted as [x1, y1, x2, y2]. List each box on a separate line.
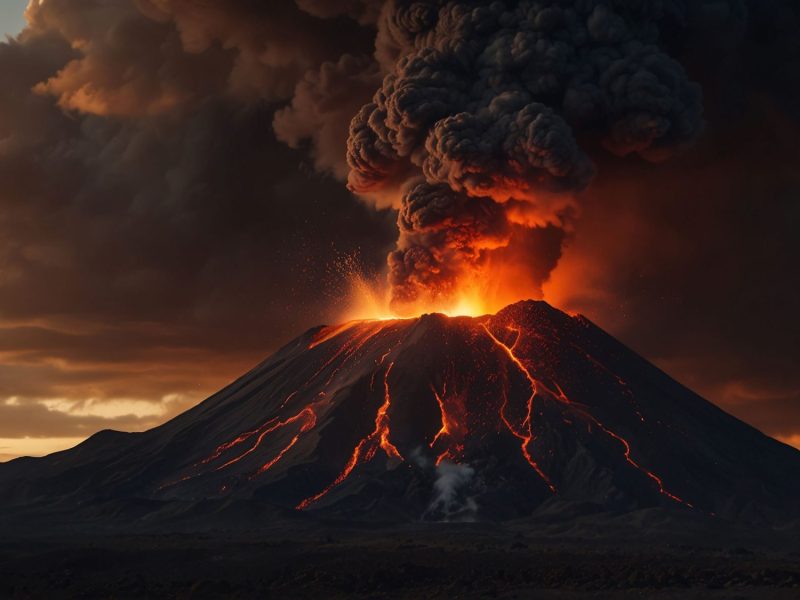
[481, 323, 556, 492]
[163, 323, 396, 493]
[253, 432, 303, 477]
[197, 417, 278, 466]
[429, 383, 450, 449]
[297, 361, 403, 510]
[429, 382, 465, 465]
[308, 329, 363, 381]
[370, 348, 394, 390]
[195, 388, 302, 470]
[324, 323, 388, 387]
[308, 321, 362, 349]
[215, 406, 316, 474]
[200, 324, 387, 475]
[583, 413, 692, 508]
[486, 324, 691, 509]
[378, 363, 403, 459]
[296, 439, 371, 510]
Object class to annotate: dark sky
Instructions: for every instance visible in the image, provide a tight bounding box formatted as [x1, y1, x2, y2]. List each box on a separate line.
[0, 0, 797, 460]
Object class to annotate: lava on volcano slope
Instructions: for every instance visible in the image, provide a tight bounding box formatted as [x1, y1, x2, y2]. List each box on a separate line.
[481, 322, 557, 493]
[429, 380, 468, 466]
[148, 301, 799, 519]
[480, 320, 692, 508]
[159, 319, 408, 490]
[297, 355, 404, 509]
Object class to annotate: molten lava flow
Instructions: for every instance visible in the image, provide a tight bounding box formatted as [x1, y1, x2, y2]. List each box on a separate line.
[197, 417, 278, 466]
[253, 433, 302, 476]
[308, 320, 363, 349]
[429, 381, 467, 466]
[481, 320, 691, 508]
[482, 323, 556, 492]
[322, 321, 392, 387]
[429, 383, 449, 448]
[156, 406, 321, 492]
[483, 323, 692, 509]
[297, 361, 404, 509]
[212, 407, 316, 474]
[296, 439, 371, 511]
[378, 363, 402, 459]
[190, 321, 389, 477]
[580, 411, 692, 508]
[165, 323, 393, 489]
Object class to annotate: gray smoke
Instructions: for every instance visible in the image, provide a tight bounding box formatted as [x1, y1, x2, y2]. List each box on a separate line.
[425, 460, 478, 521]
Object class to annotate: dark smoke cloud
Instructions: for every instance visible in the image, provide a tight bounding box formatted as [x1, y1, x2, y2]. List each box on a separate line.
[345, 0, 712, 310]
[274, 54, 382, 179]
[0, 0, 797, 458]
[389, 181, 511, 306]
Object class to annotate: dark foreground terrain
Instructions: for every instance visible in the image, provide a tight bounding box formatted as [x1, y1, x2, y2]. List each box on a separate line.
[2, 510, 799, 599]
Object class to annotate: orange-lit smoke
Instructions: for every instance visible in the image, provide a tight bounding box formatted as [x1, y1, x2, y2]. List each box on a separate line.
[337, 199, 571, 321]
[338, 3, 705, 321]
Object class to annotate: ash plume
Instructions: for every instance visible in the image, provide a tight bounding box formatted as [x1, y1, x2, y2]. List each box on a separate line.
[347, 0, 706, 313]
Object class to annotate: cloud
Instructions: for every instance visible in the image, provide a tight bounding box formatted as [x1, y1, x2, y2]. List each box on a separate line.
[274, 54, 382, 179]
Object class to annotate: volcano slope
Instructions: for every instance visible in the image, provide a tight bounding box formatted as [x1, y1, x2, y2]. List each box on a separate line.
[1, 301, 799, 529]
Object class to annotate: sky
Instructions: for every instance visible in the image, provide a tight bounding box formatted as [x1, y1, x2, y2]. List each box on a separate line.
[0, 1, 26, 38]
[0, 0, 798, 461]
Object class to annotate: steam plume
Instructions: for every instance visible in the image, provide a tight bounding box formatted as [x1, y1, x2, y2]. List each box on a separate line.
[425, 460, 478, 521]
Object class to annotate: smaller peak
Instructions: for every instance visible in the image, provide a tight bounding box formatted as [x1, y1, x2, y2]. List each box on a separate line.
[495, 299, 564, 319]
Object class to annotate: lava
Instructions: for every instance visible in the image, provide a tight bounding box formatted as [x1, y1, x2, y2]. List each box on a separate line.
[197, 417, 278, 466]
[429, 383, 450, 448]
[481, 320, 693, 508]
[216, 407, 316, 474]
[429, 381, 468, 466]
[182, 322, 394, 483]
[378, 363, 403, 460]
[164, 303, 696, 514]
[308, 320, 363, 349]
[587, 416, 692, 508]
[482, 323, 556, 492]
[483, 324, 693, 508]
[297, 361, 404, 509]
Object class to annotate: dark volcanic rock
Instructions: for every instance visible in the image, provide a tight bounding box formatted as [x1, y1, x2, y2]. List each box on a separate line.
[1, 300, 799, 528]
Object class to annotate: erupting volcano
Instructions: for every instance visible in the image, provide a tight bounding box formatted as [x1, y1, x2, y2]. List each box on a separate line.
[2, 301, 798, 526]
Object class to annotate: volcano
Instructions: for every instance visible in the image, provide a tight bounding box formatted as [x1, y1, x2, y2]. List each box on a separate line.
[2, 301, 799, 527]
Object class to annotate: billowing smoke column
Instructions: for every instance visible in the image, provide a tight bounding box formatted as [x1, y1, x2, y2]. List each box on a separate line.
[346, 0, 704, 314]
